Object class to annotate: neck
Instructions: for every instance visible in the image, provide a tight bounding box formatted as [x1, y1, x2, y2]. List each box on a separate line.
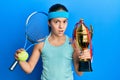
[48, 33, 66, 46]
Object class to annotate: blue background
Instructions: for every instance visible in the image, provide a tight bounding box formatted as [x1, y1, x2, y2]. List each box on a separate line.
[0, 0, 120, 80]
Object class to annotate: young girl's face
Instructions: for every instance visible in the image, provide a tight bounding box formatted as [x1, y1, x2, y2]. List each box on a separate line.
[49, 18, 68, 37]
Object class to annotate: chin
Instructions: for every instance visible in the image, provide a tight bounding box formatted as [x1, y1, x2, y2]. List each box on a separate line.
[58, 34, 64, 37]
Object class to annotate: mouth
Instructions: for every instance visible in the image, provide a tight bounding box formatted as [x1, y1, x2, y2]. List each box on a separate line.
[58, 30, 64, 34]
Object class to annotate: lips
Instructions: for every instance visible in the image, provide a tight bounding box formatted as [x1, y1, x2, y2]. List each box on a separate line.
[58, 30, 64, 33]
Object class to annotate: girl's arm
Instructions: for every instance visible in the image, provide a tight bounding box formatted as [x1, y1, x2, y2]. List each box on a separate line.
[16, 42, 44, 74]
[71, 39, 83, 75]
[73, 51, 83, 76]
[72, 39, 91, 76]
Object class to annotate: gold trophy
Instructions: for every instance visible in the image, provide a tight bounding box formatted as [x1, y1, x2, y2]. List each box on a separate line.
[73, 19, 93, 72]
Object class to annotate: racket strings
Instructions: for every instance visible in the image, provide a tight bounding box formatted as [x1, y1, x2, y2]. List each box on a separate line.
[26, 12, 49, 43]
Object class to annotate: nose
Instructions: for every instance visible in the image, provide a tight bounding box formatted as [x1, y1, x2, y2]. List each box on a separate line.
[59, 22, 64, 29]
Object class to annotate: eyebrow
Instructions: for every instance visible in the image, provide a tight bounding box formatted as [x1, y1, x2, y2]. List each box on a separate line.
[54, 18, 68, 22]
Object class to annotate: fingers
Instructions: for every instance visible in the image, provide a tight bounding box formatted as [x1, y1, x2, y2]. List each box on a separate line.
[79, 54, 91, 59]
[79, 49, 91, 59]
[16, 48, 25, 53]
[72, 39, 91, 60]
[14, 48, 25, 60]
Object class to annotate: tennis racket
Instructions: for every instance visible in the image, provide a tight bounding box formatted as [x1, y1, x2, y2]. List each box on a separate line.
[9, 11, 49, 71]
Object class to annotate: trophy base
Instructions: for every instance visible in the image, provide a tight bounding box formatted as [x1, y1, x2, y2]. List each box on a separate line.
[78, 59, 92, 72]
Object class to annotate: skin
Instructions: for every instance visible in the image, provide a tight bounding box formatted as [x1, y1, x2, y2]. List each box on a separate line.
[15, 17, 91, 76]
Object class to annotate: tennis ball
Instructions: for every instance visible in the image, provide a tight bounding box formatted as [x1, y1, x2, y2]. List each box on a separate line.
[18, 51, 29, 61]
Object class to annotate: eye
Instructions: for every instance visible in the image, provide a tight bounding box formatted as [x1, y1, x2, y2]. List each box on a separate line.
[54, 20, 59, 24]
[63, 20, 68, 23]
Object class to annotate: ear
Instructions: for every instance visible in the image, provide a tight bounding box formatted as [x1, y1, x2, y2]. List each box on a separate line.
[48, 21, 51, 27]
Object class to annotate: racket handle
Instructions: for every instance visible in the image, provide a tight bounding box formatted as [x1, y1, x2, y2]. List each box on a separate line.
[9, 60, 18, 71]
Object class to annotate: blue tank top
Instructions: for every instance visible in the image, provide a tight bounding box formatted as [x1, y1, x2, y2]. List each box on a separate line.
[41, 35, 74, 80]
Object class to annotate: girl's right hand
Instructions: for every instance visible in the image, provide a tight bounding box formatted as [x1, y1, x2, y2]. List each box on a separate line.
[14, 48, 25, 60]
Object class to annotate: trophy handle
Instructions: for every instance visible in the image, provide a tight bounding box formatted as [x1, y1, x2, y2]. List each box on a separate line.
[89, 25, 93, 59]
[90, 25, 93, 39]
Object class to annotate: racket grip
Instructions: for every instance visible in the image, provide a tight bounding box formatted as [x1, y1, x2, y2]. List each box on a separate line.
[9, 60, 18, 71]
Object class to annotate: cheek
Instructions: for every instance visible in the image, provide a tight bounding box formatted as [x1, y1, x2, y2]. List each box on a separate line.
[51, 25, 58, 31]
[51, 22, 59, 27]
[65, 22, 68, 26]
[64, 24, 68, 29]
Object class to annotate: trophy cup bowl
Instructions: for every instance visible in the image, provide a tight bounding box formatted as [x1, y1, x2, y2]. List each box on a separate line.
[73, 19, 93, 72]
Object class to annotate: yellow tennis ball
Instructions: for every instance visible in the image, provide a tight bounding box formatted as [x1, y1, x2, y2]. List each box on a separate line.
[18, 51, 29, 61]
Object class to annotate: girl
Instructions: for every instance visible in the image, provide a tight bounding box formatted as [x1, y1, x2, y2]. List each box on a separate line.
[15, 3, 91, 80]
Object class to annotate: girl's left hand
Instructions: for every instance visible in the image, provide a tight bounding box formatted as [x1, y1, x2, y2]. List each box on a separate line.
[79, 49, 91, 60]
[72, 39, 91, 60]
